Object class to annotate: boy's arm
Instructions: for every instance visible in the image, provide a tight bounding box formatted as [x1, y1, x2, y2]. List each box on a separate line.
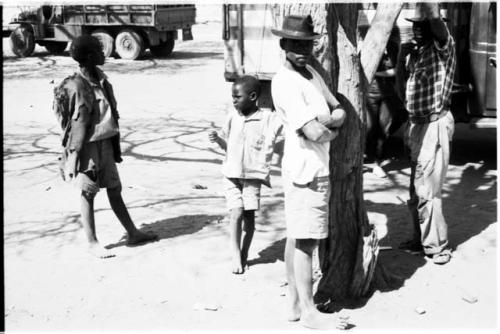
[69, 104, 91, 153]
[215, 136, 227, 151]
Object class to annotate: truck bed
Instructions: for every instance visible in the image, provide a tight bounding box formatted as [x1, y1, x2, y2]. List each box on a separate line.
[63, 4, 196, 31]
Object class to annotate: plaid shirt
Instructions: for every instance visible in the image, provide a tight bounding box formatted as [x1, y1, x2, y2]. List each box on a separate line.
[405, 35, 456, 119]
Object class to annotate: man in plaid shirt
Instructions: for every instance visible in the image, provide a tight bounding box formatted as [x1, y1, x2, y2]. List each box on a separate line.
[397, 2, 456, 265]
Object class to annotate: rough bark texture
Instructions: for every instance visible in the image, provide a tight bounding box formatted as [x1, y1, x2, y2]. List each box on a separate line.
[273, 3, 403, 303]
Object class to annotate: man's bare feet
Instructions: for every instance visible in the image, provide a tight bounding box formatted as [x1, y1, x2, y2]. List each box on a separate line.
[286, 286, 301, 322]
[88, 242, 116, 259]
[300, 309, 350, 330]
[127, 230, 158, 245]
[287, 302, 301, 322]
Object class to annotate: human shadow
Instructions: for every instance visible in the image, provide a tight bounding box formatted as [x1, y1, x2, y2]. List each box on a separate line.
[247, 238, 286, 267]
[106, 214, 223, 249]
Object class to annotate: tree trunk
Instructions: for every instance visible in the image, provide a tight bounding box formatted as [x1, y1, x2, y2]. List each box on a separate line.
[273, 2, 403, 303]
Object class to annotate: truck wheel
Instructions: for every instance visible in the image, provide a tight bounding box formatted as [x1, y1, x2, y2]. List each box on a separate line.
[150, 38, 175, 57]
[44, 42, 68, 54]
[91, 30, 114, 58]
[115, 29, 144, 60]
[9, 25, 35, 57]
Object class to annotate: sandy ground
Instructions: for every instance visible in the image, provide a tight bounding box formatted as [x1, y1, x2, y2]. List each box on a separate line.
[3, 7, 498, 332]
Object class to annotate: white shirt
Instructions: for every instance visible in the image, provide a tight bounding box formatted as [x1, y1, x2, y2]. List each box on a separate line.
[220, 108, 282, 186]
[271, 64, 332, 185]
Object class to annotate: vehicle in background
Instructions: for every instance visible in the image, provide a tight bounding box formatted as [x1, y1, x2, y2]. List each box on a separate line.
[5, 4, 196, 60]
[223, 2, 497, 128]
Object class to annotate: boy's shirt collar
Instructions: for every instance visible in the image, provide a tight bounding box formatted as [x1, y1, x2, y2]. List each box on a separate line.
[238, 108, 262, 122]
[78, 67, 108, 87]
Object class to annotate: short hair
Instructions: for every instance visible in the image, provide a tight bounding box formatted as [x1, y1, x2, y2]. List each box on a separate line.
[233, 75, 261, 97]
[70, 35, 101, 64]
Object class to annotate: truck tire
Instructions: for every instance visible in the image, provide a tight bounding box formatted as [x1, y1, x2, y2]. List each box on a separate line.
[44, 41, 68, 54]
[115, 29, 144, 60]
[150, 38, 175, 57]
[91, 30, 114, 58]
[9, 25, 35, 57]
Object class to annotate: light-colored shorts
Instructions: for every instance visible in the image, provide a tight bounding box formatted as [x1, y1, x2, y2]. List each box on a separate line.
[283, 172, 330, 239]
[76, 138, 122, 194]
[224, 177, 261, 211]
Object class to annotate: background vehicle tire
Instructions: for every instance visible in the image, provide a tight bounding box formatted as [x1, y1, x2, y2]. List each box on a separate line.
[115, 29, 144, 60]
[9, 25, 35, 57]
[91, 29, 115, 58]
[150, 38, 175, 57]
[44, 41, 68, 54]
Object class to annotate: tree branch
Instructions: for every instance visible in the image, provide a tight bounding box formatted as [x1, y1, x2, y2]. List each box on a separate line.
[360, 3, 404, 85]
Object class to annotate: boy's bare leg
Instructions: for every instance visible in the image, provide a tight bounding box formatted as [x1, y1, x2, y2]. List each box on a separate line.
[295, 239, 349, 330]
[240, 210, 255, 268]
[285, 237, 301, 321]
[107, 187, 158, 245]
[81, 191, 115, 258]
[229, 207, 244, 274]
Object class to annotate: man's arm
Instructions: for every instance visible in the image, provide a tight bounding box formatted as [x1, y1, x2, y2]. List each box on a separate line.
[301, 119, 338, 142]
[422, 2, 449, 46]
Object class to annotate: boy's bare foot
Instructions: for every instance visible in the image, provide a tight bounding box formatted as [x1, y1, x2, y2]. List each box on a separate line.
[88, 243, 116, 259]
[231, 252, 244, 274]
[300, 309, 350, 330]
[127, 230, 158, 245]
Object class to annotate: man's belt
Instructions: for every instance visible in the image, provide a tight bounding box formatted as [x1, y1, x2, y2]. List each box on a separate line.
[409, 110, 448, 124]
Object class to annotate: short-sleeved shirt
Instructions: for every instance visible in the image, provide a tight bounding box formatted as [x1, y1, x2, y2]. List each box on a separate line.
[271, 64, 333, 185]
[405, 34, 456, 118]
[220, 108, 282, 187]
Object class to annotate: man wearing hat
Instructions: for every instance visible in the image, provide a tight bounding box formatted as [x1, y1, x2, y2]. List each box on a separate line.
[271, 15, 348, 329]
[397, 3, 456, 265]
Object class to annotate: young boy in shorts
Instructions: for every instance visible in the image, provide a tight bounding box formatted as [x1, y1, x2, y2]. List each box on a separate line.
[53, 35, 157, 258]
[209, 75, 283, 274]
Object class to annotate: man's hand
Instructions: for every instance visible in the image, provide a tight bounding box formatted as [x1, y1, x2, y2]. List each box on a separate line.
[420, 2, 440, 19]
[317, 108, 346, 129]
[208, 131, 219, 143]
[301, 119, 338, 143]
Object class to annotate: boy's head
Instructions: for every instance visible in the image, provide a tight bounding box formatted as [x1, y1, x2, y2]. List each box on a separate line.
[70, 35, 105, 66]
[232, 75, 261, 115]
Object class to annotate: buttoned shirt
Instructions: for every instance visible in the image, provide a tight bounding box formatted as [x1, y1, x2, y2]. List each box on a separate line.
[405, 34, 456, 119]
[220, 108, 283, 187]
[271, 64, 335, 185]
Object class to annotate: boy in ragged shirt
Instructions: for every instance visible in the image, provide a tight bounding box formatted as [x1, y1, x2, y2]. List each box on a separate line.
[209, 75, 283, 274]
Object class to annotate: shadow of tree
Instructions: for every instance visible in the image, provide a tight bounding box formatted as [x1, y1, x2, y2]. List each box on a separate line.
[105, 214, 224, 249]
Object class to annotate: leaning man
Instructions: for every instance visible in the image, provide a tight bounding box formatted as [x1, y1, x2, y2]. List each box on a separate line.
[397, 3, 456, 265]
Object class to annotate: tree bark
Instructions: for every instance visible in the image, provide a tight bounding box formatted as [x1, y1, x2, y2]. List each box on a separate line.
[273, 2, 403, 303]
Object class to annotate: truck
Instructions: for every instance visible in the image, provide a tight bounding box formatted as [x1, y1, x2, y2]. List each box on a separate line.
[6, 4, 196, 60]
[222, 3, 497, 128]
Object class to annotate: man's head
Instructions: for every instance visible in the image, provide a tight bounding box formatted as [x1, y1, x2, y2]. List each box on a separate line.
[272, 15, 320, 68]
[280, 38, 314, 68]
[232, 75, 260, 115]
[411, 20, 433, 46]
[70, 35, 105, 66]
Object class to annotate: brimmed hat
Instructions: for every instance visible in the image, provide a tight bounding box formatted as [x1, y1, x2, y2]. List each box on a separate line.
[405, 4, 448, 22]
[271, 15, 320, 40]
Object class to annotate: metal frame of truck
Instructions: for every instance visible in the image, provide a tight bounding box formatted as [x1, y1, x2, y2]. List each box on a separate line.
[7, 4, 196, 60]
